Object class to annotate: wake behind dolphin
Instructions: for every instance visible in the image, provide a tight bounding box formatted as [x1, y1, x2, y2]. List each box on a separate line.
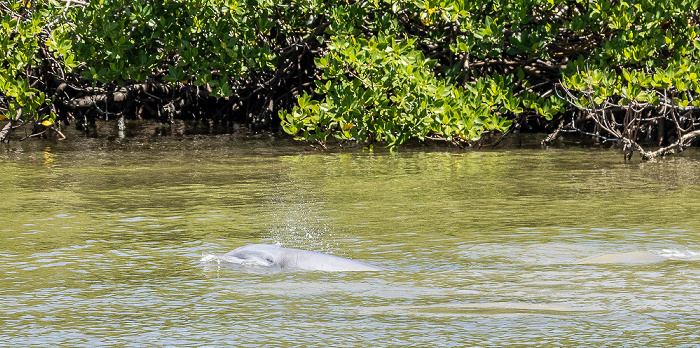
[201, 244, 384, 271]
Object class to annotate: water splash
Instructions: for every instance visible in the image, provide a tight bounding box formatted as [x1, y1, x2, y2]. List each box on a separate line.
[262, 182, 340, 253]
[200, 253, 220, 263]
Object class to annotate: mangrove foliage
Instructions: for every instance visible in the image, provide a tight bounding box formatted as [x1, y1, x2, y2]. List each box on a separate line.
[1, 0, 700, 158]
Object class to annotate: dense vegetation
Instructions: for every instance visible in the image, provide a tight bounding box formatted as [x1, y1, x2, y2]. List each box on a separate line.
[1, 0, 700, 158]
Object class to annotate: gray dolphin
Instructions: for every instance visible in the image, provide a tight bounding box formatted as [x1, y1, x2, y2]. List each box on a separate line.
[202, 244, 384, 271]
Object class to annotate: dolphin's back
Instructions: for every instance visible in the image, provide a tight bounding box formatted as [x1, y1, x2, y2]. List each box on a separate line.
[223, 244, 384, 271]
[284, 248, 384, 271]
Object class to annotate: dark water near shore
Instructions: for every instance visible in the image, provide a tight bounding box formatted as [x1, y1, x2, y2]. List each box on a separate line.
[2, 132, 700, 346]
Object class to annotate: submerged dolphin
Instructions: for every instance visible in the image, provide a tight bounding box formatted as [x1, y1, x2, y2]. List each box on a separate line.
[201, 244, 384, 271]
[577, 251, 667, 265]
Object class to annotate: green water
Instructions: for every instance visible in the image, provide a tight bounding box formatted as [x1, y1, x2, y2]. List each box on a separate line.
[1, 135, 700, 346]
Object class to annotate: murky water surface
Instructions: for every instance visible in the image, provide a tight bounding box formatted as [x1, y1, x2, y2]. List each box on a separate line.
[1, 135, 700, 346]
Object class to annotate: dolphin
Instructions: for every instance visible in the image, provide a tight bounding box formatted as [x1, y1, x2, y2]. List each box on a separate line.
[576, 251, 667, 265]
[201, 244, 384, 271]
